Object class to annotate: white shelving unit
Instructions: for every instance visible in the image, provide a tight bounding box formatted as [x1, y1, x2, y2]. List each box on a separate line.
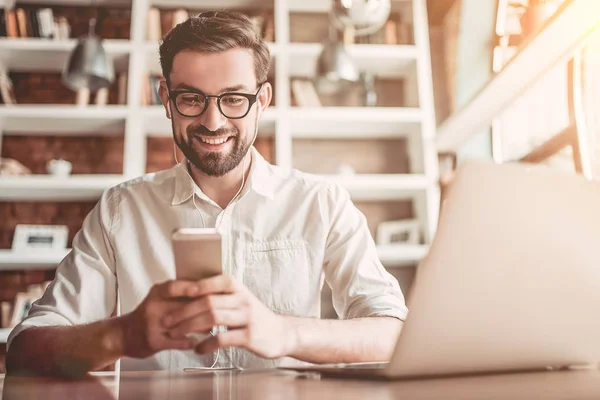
[0, 175, 125, 200]
[0, 105, 128, 133]
[0, 0, 439, 271]
[0, 249, 69, 270]
[0, 245, 423, 270]
[0, 38, 131, 72]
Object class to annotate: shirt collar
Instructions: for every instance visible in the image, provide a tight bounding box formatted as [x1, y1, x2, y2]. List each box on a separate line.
[171, 146, 275, 206]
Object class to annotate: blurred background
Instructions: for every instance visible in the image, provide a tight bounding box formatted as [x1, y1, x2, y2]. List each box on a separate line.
[0, 0, 597, 370]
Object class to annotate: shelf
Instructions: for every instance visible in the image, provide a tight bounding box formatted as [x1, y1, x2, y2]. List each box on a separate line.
[0, 244, 425, 271]
[0, 38, 131, 72]
[319, 173, 430, 200]
[288, 0, 412, 13]
[0, 328, 10, 344]
[0, 175, 125, 201]
[290, 107, 421, 137]
[144, 42, 278, 75]
[0, 249, 69, 270]
[377, 244, 428, 267]
[0, 105, 129, 134]
[150, 0, 273, 9]
[6, 0, 130, 5]
[289, 43, 417, 79]
[142, 106, 277, 137]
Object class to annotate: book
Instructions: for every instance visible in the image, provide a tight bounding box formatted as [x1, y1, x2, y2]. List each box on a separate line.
[1, 301, 12, 328]
[299, 79, 321, 107]
[6, 10, 18, 38]
[262, 13, 275, 41]
[249, 15, 264, 38]
[172, 9, 188, 29]
[291, 79, 321, 107]
[15, 8, 28, 38]
[0, 10, 6, 37]
[384, 20, 398, 45]
[53, 16, 70, 40]
[27, 9, 39, 38]
[38, 8, 54, 39]
[117, 73, 127, 105]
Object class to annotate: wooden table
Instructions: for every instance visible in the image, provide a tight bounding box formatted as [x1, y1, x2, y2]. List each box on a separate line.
[2, 368, 600, 399]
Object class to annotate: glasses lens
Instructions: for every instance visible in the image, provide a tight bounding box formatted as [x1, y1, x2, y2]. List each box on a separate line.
[220, 94, 250, 118]
[176, 92, 206, 116]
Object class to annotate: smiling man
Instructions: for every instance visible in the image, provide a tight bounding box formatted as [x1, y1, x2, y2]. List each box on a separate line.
[6, 11, 407, 376]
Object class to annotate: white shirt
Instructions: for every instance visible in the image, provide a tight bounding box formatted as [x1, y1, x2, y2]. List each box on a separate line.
[7, 147, 408, 371]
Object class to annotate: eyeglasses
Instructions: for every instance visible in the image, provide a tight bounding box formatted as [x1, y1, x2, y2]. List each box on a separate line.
[168, 84, 263, 119]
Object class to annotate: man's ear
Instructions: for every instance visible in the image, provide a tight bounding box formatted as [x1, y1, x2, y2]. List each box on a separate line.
[158, 79, 171, 119]
[258, 81, 273, 112]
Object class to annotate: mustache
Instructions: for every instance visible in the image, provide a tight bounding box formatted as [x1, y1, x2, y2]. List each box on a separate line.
[187, 125, 238, 138]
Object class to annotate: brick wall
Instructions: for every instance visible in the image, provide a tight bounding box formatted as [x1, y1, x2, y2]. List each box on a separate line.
[2, 135, 125, 174]
[9, 72, 124, 105]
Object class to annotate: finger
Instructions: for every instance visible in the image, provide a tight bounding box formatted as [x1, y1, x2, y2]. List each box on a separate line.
[168, 309, 249, 339]
[194, 275, 240, 297]
[162, 294, 244, 328]
[195, 329, 248, 354]
[156, 280, 200, 299]
[162, 337, 196, 351]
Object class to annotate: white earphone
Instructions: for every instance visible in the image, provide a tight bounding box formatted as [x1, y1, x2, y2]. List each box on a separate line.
[171, 94, 263, 370]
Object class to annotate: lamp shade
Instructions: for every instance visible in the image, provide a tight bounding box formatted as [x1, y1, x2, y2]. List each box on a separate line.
[62, 35, 114, 92]
[332, 0, 391, 36]
[315, 40, 360, 95]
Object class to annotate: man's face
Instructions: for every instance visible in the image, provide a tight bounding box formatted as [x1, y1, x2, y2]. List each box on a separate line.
[160, 49, 271, 177]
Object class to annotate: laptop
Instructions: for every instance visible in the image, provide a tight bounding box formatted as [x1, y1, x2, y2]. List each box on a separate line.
[282, 161, 600, 379]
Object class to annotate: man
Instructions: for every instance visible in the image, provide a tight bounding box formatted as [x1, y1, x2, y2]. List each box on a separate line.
[6, 11, 407, 376]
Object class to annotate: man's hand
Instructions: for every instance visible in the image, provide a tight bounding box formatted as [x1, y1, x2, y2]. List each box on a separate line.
[163, 275, 294, 359]
[118, 280, 204, 359]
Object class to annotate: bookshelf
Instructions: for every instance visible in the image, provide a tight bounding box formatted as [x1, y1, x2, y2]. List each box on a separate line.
[0, 0, 439, 272]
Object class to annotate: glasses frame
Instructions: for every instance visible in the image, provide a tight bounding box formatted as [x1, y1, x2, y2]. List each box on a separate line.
[167, 83, 264, 120]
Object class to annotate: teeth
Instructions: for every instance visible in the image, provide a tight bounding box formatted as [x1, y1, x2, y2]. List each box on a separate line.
[200, 137, 229, 145]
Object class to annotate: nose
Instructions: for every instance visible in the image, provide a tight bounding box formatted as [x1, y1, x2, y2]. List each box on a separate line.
[198, 98, 227, 132]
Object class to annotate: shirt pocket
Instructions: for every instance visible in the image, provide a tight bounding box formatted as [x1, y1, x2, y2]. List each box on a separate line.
[244, 239, 311, 314]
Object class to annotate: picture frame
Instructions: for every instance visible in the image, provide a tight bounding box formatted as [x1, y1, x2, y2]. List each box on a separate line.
[376, 219, 421, 246]
[11, 224, 69, 251]
[9, 292, 41, 328]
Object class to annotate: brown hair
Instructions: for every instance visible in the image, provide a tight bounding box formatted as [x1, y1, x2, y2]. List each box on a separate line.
[159, 10, 271, 86]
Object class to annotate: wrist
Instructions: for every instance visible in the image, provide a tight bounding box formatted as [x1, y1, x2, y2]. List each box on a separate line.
[280, 315, 301, 358]
[102, 315, 129, 359]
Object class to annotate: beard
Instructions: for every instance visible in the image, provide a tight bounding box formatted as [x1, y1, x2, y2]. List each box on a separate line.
[175, 123, 251, 177]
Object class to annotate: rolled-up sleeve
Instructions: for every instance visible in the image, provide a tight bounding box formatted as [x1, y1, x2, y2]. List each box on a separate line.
[322, 184, 408, 321]
[6, 188, 119, 351]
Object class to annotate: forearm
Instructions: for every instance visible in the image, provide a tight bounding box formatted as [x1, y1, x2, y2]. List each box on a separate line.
[284, 316, 403, 364]
[5, 317, 126, 377]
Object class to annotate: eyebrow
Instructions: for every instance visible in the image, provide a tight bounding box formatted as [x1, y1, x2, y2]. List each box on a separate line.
[172, 83, 250, 93]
